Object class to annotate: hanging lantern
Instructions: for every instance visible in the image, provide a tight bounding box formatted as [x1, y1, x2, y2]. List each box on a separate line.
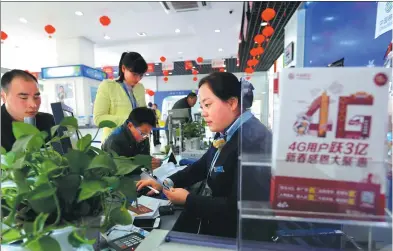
[99, 16, 111, 26]
[44, 25, 56, 38]
[261, 8, 276, 22]
[196, 57, 203, 64]
[184, 61, 193, 70]
[247, 59, 259, 67]
[250, 48, 258, 57]
[254, 34, 265, 45]
[163, 70, 169, 76]
[193, 77, 198, 82]
[246, 76, 251, 80]
[163, 77, 169, 82]
[1, 31, 8, 42]
[245, 67, 254, 74]
[192, 69, 198, 75]
[262, 26, 274, 37]
[219, 68, 225, 72]
[160, 56, 166, 63]
[146, 89, 155, 96]
[255, 46, 265, 55]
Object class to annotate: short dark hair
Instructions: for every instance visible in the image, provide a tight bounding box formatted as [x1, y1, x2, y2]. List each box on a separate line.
[118, 52, 148, 82]
[127, 107, 156, 128]
[1, 69, 38, 92]
[153, 103, 158, 108]
[148, 102, 153, 108]
[198, 72, 254, 109]
[187, 92, 197, 99]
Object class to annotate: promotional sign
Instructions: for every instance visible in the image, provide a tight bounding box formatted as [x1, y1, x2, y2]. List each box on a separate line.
[272, 68, 390, 220]
[42, 65, 107, 81]
[162, 62, 174, 71]
[283, 42, 294, 67]
[211, 58, 225, 68]
[147, 63, 155, 73]
[375, 1, 392, 39]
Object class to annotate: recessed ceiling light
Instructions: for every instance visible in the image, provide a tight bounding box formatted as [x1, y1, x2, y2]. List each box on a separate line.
[214, 29, 221, 33]
[75, 11, 83, 16]
[192, 66, 196, 69]
[178, 52, 183, 54]
[218, 48, 223, 52]
[175, 29, 180, 33]
[155, 63, 159, 65]
[169, 72, 173, 75]
[19, 17, 27, 23]
[136, 32, 147, 37]
[104, 35, 110, 40]
[146, 73, 150, 76]
[261, 22, 268, 26]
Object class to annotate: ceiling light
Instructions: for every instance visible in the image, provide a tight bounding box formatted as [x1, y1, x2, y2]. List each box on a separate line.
[155, 63, 159, 65]
[169, 72, 173, 75]
[178, 52, 183, 54]
[19, 17, 27, 23]
[137, 32, 147, 37]
[324, 16, 335, 21]
[215, 29, 221, 33]
[224, 70, 227, 72]
[75, 11, 83, 16]
[175, 29, 180, 33]
[223, 64, 226, 67]
[192, 66, 196, 69]
[260, 22, 268, 26]
[104, 35, 110, 40]
[218, 48, 223, 52]
[146, 73, 150, 76]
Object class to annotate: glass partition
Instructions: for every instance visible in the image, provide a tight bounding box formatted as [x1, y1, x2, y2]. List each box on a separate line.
[238, 68, 392, 250]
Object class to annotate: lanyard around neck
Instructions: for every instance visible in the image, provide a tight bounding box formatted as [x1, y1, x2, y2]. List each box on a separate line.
[121, 82, 138, 109]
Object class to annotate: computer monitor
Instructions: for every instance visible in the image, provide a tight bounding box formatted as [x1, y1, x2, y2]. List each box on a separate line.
[168, 108, 191, 123]
[328, 58, 344, 67]
[51, 102, 79, 155]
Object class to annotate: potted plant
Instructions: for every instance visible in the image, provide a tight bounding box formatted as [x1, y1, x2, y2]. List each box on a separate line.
[182, 121, 205, 150]
[1, 117, 152, 250]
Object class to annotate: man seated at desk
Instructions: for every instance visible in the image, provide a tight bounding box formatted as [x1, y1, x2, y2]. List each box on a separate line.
[102, 107, 162, 169]
[1, 69, 55, 152]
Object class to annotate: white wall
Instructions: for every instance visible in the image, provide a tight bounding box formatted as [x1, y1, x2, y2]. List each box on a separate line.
[56, 37, 95, 66]
[284, 8, 306, 68]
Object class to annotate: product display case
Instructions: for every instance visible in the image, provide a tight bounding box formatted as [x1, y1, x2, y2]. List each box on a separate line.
[238, 68, 392, 250]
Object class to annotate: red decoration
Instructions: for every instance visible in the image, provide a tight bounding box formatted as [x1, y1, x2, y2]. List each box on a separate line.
[163, 70, 169, 76]
[255, 46, 265, 55]
[261, 8, 276, 22]
[163, 77, 168, 82]
[245, 67, 254, 74]
[184, 61, 193, 70]
[196, 57, 203, 63]
[99, 16, 111, 26]
[246, 76, 251, 80]
[193, 77, 198, 81]
[44, 25, 56, 38]
[146, 89, 155, 96]
[192, 69, 198, 75]
[247, 59, 259, 67]
[147, 63, 155, 73]
[160, 56, 166, 63]
[219, 68, 225, 72]
[250, 48, 259, 57]
[254, 34, 265, 44]
[102, 66, 114, 79]
[1, 31, 8, 42]
[262, 26, 274, 37]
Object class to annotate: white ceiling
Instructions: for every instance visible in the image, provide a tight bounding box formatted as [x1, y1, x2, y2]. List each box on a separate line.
[1, 1, 243, 71]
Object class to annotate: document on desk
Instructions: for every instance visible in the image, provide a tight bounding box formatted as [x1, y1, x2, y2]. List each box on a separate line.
[105, 224, 149, 241]
[152, 162, 187, 181]
[129, 196, 170, 219]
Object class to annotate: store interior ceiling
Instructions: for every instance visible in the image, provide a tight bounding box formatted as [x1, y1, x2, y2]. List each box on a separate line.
[1, 1, 244, 72]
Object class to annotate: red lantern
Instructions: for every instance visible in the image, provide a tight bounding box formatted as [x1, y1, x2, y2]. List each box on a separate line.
[254, 34, 265, 44]
[196, 57, 203, 64]
[250, 48, 258, 57]
[44, 25, 56, 38]
[247, 59, 259, 67]
[163, 70, 169, 76]
[163, 77, 168, 82]
[147, 63, 154, 73]
[184, 61, 193, 70]
[255, 46, 265, 55]
[245, 67, 254, 74]
[146, 89, 155, 96]
[192, 69, 198, 75]
[160, 56, 166, 63]
[261, 8, 276, 22]
[262, 26, 274, 37]
[246, 76, 251, 80]
[219, 68, 225, 72]
[1, 31, 8, 42]
[193, 77, 198, 81]
[99, 16, 111, 26]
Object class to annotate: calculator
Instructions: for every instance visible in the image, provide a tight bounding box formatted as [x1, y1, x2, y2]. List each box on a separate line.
[108, 232, 145, 251]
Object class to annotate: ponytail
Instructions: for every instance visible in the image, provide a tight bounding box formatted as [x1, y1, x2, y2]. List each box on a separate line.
[118, 52, 128, 82]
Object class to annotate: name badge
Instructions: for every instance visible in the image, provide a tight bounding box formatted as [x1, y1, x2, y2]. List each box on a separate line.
[214, 166, 225, 173]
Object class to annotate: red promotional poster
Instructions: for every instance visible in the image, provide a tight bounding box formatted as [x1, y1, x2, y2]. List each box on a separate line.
[102, 66, 114, 79]
[184, 61, 193, 70]
[271, 68, 390, 222]
[147, 63, 155, 73]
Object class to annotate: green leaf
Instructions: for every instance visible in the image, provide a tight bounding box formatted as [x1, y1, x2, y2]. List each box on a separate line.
[1, 146, 6, 154]
[110, 206, 133, 225]
[133, 154, 152, 170]
[68, 230, 96, 248]
[23, 221, 35, 235]
[1, 151, 16, 169]
[102, 176, 120, 190]
[1, 228, 23, 243]
[116, 176, 138, 200]
[12, 121, 40, 139]
[40, 159, 57, 172]
[35, 174, 49, 186]
[33, 213, 49, 235]
[12, 169, 30, 194]
[60, 116, 78, 128]
[50, 125, 61, 137]
[87, 154, 116, 173]
[64, 150, 91, 175]
[26, 235, 61, 251]
[114, 158, 142, 176]
[28, 184, 56, 200]
[11, 134, 45, 153]
[98, 120, 117, 129]
[78, 180, 108, 202]
[89, 146, 105, 155]
[27, 184, 57, 213]
[77, 134, 92, 151]
[53, 174, 81, 204]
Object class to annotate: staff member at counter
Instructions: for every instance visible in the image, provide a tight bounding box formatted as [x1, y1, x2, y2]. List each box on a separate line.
[93, 52, 148, 143]
[1, 70, 55, 152]
[137, 72, 273, 238]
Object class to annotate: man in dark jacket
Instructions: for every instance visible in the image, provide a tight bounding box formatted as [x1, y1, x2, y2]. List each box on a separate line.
[1, 70, 55, 152]
[102, 107, 161, 169]
[165, 92, 197, 144]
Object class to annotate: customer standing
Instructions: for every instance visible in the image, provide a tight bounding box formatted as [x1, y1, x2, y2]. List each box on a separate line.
[93, 52, 148, 142]
[152, 103, 162, 146]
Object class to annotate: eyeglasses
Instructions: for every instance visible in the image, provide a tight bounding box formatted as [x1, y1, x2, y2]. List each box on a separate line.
[135, 126, 149, 140]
